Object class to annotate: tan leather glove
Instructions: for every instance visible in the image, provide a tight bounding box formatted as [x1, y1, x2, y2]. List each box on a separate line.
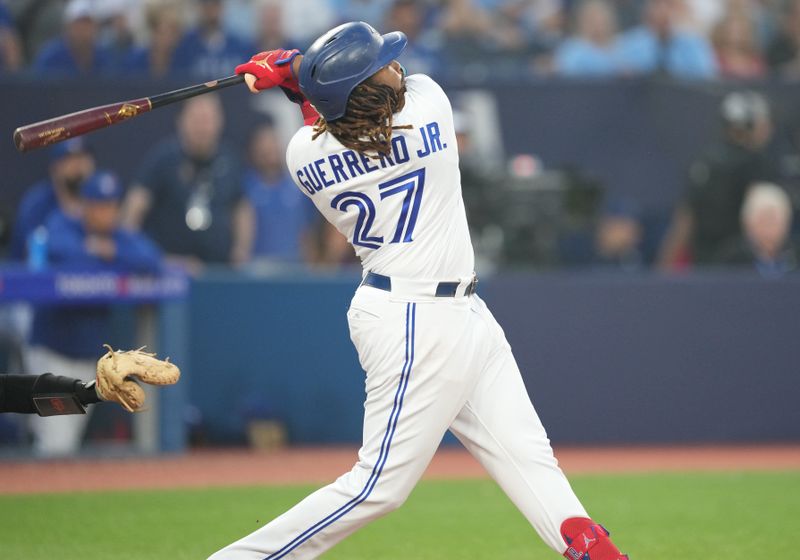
[96, 345, 180, 412]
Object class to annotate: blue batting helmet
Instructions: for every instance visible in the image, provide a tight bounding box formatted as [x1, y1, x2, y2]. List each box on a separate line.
[298, 22, 407, 121]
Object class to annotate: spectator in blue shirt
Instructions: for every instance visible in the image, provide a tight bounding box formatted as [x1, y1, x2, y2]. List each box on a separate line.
[27, 171, 161, 456]
[172, 0, 255, 78]
[123, 0, 185, 78]
[555, 0, 628, 77]
[10, 138, 95, 261]
[45, 172, 162, 273]
[618, 0, 718, 79]
[244, 121, 317, 263]
[0, 1, 21, 72]
[31, 0, 112, 77]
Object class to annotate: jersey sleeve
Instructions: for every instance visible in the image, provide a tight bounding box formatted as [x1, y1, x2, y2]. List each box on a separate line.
[285, 128, 312, 196]
[405, 74, 453, 122]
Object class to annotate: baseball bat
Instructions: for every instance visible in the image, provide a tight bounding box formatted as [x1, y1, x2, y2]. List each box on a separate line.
[13, 74, 245, 153]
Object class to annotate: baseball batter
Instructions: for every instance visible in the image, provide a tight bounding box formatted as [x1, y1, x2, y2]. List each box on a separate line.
[210, 22, 629, 560]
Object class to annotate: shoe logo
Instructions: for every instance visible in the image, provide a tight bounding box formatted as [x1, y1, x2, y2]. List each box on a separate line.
[583, 534, 596, 548]
[565, 547, 582, 560]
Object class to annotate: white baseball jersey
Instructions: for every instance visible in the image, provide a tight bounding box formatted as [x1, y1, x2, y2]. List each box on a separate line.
[286, 74, 475, 280]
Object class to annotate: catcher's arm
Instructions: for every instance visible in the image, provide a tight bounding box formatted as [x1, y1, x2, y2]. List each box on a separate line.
[0, 345, 181, 416]
[0, 372, 101, 416]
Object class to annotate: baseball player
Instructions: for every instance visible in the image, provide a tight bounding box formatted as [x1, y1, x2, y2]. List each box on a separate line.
[211, 22, 629, 560]
[0, 346, 179, 416]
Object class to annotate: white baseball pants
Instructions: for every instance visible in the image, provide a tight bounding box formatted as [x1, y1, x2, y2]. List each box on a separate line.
[209, 286, 588, 559]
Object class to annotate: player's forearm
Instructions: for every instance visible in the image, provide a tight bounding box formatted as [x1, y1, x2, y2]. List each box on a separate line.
[231, 199, 255, 265]
[0, 373, 101, 415]
[121, 186, 152, 230]
[291, 55, 303, 78]
[657, 205, 694, 270]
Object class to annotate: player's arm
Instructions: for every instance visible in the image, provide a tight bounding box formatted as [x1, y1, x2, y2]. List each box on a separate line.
[231, 197, 255, 266]
[121, 184, 153, 230]
[235, 50, 320, 125]
[657, 203, 694, 270]
[0, 373, 101, 415]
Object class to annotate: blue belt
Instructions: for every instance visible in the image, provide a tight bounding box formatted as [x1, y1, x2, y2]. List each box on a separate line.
[361, 271, 478, 297]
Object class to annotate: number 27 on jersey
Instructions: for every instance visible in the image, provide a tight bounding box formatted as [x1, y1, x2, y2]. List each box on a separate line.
[331, 168, 426, 249]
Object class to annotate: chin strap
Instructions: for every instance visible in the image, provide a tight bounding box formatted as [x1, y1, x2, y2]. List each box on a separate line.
[561, 517, 629, 560]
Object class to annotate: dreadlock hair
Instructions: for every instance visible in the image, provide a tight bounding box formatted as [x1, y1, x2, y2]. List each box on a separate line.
[312, 79, 411, 159]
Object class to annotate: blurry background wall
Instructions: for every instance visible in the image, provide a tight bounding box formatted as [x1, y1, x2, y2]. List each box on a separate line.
[184, 272, 800, 445]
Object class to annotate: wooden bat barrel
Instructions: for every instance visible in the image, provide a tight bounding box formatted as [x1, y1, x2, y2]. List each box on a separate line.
[13, 98, 153, 153]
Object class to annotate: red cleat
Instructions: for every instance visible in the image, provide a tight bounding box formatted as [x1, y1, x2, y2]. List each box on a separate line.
[561, 517, 629, 560]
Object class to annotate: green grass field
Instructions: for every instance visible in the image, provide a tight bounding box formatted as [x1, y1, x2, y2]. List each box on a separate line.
[1, 472, 797, 559]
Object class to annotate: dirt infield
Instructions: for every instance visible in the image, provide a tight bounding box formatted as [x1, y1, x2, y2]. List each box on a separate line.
[1, 444, 798, 495]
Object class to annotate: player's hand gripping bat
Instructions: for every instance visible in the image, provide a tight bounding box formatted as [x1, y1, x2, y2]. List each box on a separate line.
[12, 74, 245, 153]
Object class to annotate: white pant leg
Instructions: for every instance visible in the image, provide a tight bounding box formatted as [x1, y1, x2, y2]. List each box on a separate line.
[26, 346, 95, 457]
[210, 290, 489, 560]
[448, 296, 588, 554]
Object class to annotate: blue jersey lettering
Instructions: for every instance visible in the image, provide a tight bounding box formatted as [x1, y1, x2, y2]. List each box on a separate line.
[343, 150, 365, 178]
[359, 152, 379, 173]
[329, 154, 348, 183]
[296, 169, 315, 195]
[295, 125, 446, 196]
[393, 136, 410, 163]
[314, 158, 335, 189]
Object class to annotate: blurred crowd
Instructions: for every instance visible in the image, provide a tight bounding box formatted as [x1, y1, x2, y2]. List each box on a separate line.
[9, 97, 341, 276]
[6, 86, 799, 281]
[3, 0, 800, 279]
[0, 0, 799, 81]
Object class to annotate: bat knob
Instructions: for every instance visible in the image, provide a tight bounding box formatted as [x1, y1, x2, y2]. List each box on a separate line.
[13, 128, 25, 152]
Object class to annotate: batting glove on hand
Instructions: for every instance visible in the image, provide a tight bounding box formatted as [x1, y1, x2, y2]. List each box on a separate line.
[235, 49, 300, 93]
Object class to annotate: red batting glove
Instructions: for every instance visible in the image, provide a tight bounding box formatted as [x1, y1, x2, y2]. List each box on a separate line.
[235, 49, 300, 91]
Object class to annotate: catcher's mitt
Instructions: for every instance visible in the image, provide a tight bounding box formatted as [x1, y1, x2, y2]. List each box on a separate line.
[96, 345, 180, 412]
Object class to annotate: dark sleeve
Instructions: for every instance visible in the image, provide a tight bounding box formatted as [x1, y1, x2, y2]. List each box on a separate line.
[0, 373, 100, 414]
[683, 158, 709, 214]
[0, 373, 37, 413]
[221, 149, 245, 206]
[713, 238, 752, 266]
[134, 144, 167, 194]
[746, 152, 777, 184]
